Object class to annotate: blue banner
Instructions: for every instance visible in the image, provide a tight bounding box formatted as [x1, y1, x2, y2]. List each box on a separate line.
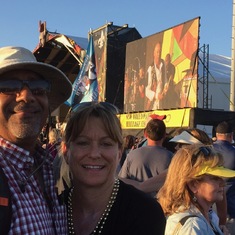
[65, 35, 98, 107]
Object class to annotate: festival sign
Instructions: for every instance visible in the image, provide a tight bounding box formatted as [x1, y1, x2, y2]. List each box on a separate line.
[119, 108, 191, 129]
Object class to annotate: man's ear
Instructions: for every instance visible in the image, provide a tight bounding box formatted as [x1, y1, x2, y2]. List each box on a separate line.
[143, 129, 147, 138]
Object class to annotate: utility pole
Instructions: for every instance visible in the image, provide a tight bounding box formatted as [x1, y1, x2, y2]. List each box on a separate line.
[230, 0, 235, 110]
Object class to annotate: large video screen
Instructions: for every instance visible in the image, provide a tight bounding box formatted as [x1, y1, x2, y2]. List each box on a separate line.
[124, 17, 200, 112]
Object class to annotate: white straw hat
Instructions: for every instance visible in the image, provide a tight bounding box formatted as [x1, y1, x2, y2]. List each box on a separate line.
[0, 46, 72, 111]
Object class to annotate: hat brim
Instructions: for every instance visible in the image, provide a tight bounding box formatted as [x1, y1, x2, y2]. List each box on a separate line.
[169, 131, 202, 145]
[195, 165, 235, 178]
[0, 62, 72, 112]
[206, 166, 235, 178]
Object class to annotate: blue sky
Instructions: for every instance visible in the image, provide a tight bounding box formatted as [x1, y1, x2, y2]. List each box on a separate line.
[1, 0, 233, 56]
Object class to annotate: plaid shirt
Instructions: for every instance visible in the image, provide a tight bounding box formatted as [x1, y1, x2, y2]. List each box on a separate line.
[0, 138, 67, 235]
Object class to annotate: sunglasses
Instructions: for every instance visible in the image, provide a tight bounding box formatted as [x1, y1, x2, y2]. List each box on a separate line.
[191, 146, 211, 165]
[0, 80, 51, 95]
[72, 101, 120, 114]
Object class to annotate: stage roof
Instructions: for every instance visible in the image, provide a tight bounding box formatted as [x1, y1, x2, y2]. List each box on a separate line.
[34, 32, 88, 83]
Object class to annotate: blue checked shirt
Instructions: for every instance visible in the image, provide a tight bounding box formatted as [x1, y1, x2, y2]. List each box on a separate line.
[0, 138, 67, 235]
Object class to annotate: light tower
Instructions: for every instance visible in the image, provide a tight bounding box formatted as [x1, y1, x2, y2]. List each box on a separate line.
[230, 0, 235, 110]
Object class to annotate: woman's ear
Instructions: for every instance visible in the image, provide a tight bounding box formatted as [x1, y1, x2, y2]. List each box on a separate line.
[61, 142, 69, 163]
[187, 180, 199, 194]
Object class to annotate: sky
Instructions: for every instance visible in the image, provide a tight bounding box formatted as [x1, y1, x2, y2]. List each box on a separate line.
[0, 0, 233, 57]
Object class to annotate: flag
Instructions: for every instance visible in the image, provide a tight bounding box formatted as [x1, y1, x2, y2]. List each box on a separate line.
[65, 34, 98, 108]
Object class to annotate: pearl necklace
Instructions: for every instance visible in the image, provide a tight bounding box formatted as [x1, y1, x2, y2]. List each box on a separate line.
[68, 179, 120, 235]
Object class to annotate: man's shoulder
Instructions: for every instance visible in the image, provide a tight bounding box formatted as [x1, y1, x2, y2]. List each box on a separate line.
[147, 64, 155, 74]
[151, 146, 173, 155]
[125, 148, 146, 161]
[213, 141, 235, 152]
[132, 145, 173, 155]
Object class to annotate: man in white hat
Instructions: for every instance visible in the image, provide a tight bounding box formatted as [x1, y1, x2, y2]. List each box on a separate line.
[0, 46, 72, 234]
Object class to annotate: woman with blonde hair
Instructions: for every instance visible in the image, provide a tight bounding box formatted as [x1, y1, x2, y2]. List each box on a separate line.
[157, 144, 235, 234]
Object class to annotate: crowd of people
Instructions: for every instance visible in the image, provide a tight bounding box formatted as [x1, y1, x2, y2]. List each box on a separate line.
[119, 120, 235, 235]
[1, 44, 235, 235]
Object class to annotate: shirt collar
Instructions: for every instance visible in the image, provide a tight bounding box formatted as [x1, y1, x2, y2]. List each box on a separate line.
[0, 137, 49, 170]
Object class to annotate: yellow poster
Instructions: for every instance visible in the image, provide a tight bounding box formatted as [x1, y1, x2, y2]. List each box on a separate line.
[119, 108, 191, 129]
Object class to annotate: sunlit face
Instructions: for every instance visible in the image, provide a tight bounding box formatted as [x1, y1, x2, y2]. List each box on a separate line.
[0, 70, 49, 144]
[154, 43, 161, 66]
[66, 116, 122, 188]
[139, 68, 144, 78]
[194, 175, 225, 207]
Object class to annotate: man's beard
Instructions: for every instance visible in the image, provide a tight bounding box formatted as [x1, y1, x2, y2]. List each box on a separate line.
[9, 120, 41, 139]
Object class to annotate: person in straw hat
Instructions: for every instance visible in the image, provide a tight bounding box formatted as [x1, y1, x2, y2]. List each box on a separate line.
[0, 46, 72, 234]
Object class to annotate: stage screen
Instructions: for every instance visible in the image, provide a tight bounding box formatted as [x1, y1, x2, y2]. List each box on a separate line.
[124, 17, 200, 112]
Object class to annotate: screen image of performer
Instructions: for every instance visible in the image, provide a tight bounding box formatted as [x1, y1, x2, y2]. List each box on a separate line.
[145, 41, 166, 110]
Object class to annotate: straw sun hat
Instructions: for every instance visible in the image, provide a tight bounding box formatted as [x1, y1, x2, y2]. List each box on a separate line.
[0, 46, 72, 111]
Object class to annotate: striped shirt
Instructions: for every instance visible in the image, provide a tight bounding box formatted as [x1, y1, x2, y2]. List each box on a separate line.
[0, 138, 67, 235]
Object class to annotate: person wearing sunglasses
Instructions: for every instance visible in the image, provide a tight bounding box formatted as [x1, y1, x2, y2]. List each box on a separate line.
[0, 46, 72, 234]
[55, 101, 166, 235]
[157, 144, 235, 235]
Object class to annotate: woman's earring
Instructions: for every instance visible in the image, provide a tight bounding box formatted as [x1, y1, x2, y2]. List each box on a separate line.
[193, 195, 197, 202]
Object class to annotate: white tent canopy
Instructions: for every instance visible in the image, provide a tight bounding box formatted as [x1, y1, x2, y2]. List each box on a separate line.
[198, 54, 231, 110]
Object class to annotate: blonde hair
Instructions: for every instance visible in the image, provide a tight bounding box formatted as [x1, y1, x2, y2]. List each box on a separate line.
[48, 128, 61, 144]
[157, 144, 223, 216]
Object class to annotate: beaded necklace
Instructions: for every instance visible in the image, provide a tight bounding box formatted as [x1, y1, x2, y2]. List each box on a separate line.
[67, 179, 120, 235]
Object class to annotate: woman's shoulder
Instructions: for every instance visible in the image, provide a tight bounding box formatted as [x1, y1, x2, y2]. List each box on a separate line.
[118, 180, 163, 212]
[165, 209, 214, 235]
[113, 180, 166, 234]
